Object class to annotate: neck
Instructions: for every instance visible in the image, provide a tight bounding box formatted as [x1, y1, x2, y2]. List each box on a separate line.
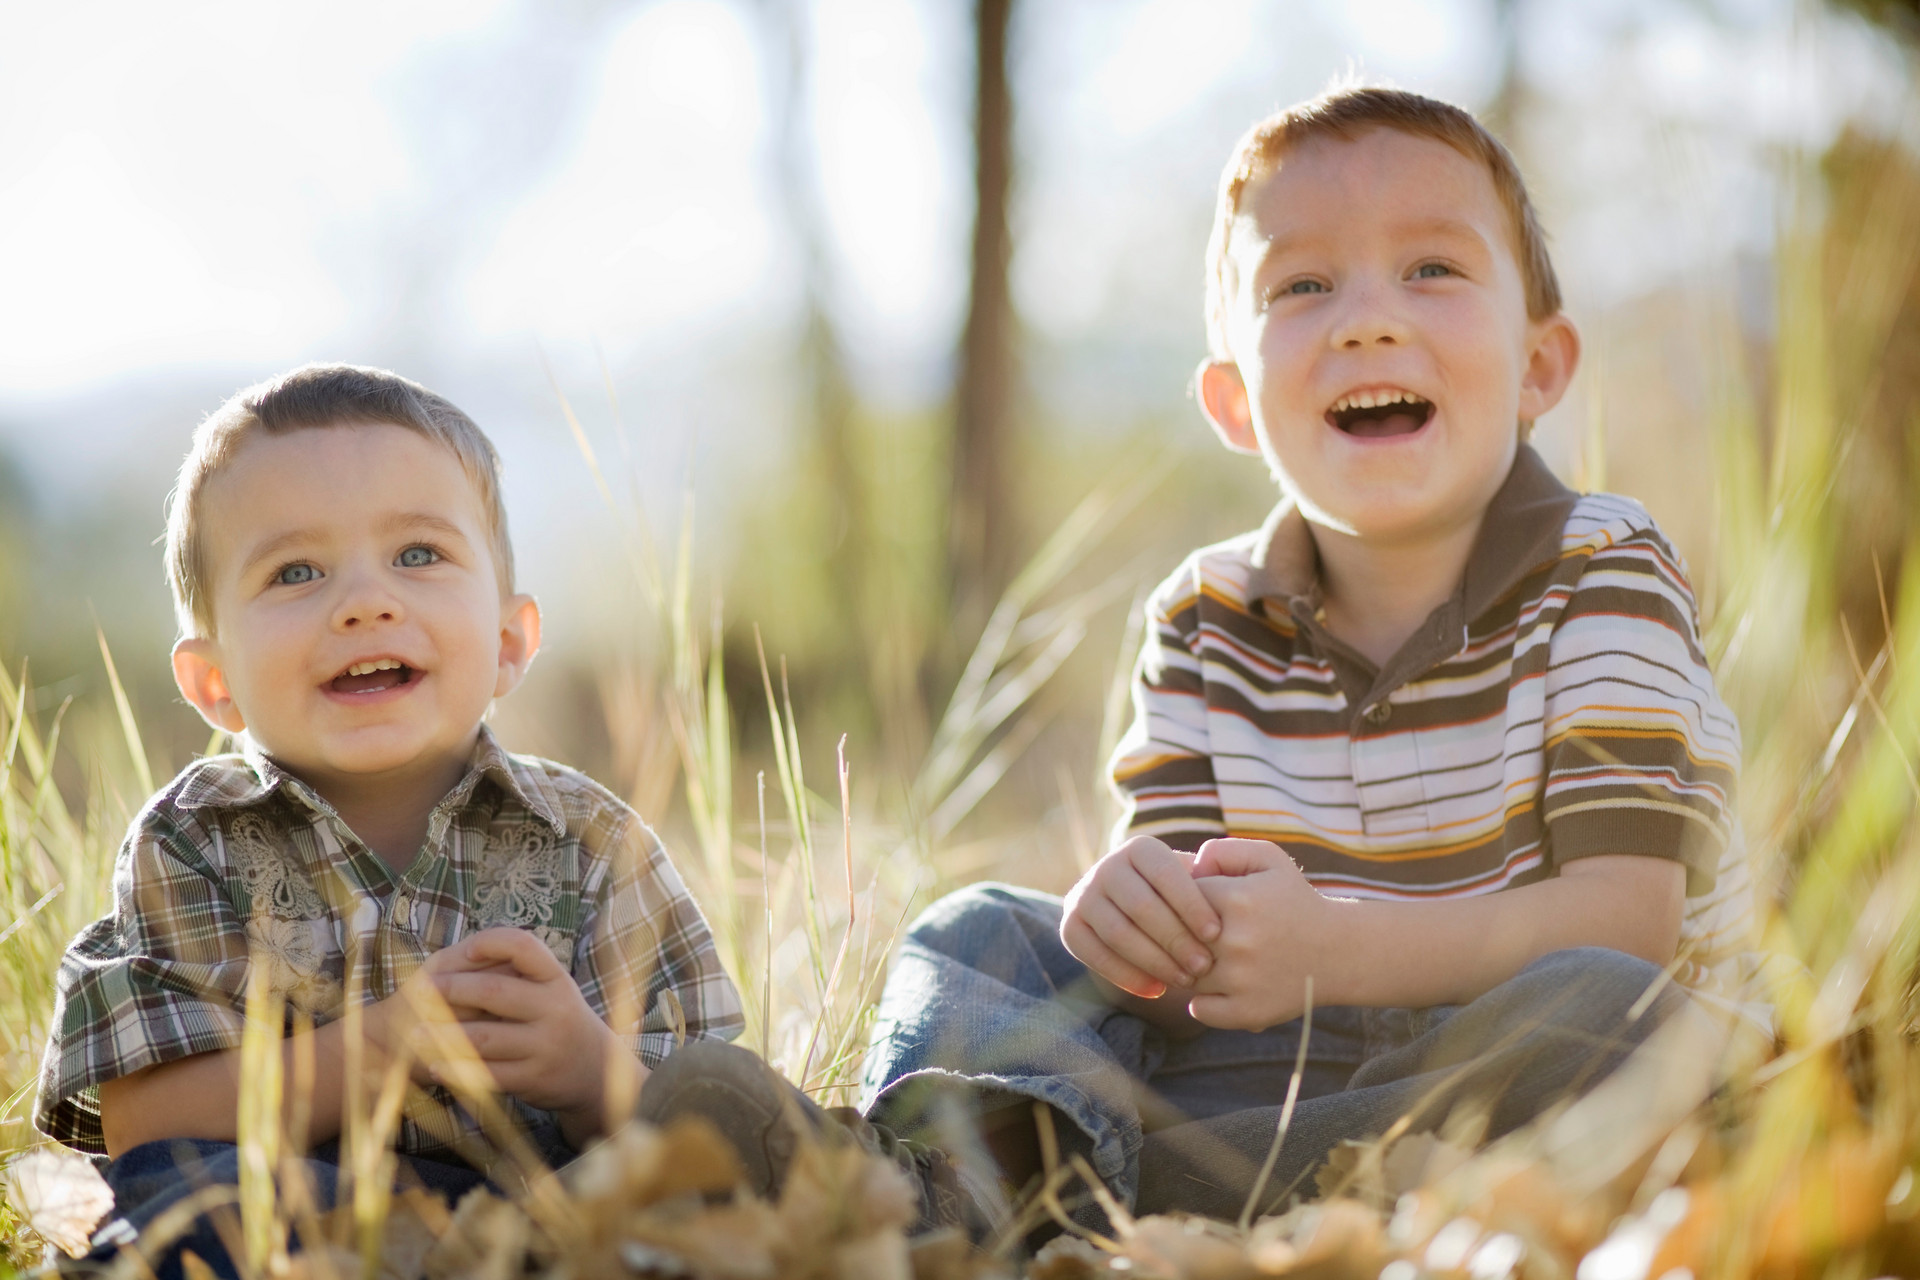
[1310, 515, 1482, 669]
[282, 738, 478, 874]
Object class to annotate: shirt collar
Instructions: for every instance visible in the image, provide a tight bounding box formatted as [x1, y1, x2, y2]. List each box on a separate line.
[177, 724, 568, 834]
[1246, 443, 1576, 627]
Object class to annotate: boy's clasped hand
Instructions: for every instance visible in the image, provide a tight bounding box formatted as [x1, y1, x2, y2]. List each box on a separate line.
[377, 926, 625, 1140]
[1062, 834, 1334, 1032]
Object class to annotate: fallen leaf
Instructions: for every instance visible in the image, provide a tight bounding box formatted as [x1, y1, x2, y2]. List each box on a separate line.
[1285, 1200, 1388, 1279]
[2, 1148, 114, 1258]
[907, 1227, 1004, 1280]
[424, 1188, 538, 1280]
[1026, 1234, 1110, 1279]
[829, 1230, 914, 1280]
[1126, 1214, 1259, 1280]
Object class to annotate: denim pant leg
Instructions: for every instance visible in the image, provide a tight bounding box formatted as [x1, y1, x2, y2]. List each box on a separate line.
[1134, 947, 1688, 1220]
[859, 883, 1166, 1200]
[89, 1138, 491, 1280]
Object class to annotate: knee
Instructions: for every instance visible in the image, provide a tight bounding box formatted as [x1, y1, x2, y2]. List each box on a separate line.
[905, 881, 1061, 955]
[1511, 947, 1683, 1034]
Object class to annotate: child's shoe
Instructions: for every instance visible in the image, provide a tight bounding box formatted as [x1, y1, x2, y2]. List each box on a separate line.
[633, 1040, 1004, 1240]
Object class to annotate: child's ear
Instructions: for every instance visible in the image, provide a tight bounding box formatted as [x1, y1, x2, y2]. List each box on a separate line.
[172, 639, 247, 734]
[1196, 360, 1260, 456]
[1518, 312, 1581, 423]
[494, 594, 542, 699]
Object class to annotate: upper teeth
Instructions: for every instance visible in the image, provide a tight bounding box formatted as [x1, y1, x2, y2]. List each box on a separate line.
[1332, 389, 1425, 413]
[345, 659, 403, 677]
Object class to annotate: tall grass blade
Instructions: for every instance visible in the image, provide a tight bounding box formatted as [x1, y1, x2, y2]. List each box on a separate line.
[94, 626, 153, 798]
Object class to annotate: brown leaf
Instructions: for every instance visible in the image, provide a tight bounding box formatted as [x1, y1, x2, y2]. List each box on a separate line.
[563, 1116, 745, 1220]
[1125, 1214, 1259, 1280]
[907, 1227, 1004, 1280]
[3, 1148, 114, 1258]
[423, 1188, 538, 1280]
[1284, 1200, 1388, 1279]
[653, 1117, 750, 1200]
[624, 1200, 784, 1279]
[1312, 1141, 1386, 1209]
[375, 1189, 454, 1280]
[828, 1231, 914, 1280]
[776, 1141, 918, 1245]
[1026, 1234, 1111, 1280]
[1380, 1134, 1471, 1200]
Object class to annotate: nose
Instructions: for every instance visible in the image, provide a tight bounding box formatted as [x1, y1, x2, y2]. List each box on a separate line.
[330, 562, 405, 630]
[1328, 276, 1411, 349]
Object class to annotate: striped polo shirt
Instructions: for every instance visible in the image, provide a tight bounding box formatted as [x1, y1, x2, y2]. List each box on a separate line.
[1110, 446, 1758, 1003]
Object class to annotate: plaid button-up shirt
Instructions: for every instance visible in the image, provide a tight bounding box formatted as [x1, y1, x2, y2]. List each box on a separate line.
[35, 727, 742, 1159]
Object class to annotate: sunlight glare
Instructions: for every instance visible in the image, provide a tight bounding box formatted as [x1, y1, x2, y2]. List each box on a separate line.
[1092, 0, 1257, 138]
[465, 0, 774, 350]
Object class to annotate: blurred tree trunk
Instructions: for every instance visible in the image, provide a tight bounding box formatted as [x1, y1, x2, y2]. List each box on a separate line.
[949, 0, 1017, 634]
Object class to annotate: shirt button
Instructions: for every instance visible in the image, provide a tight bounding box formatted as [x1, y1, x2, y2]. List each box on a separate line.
[391, 894, 413, 929]
[1363, 702, 1393, 726]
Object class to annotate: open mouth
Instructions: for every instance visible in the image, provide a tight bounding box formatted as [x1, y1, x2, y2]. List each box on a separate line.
[328, 658, 418, 695]
[1326, 389, 1435, 438]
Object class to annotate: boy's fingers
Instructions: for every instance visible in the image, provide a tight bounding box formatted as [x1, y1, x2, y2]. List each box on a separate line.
[1076, 894, 1193, 989]
[437, 971, 546, 1023]
[1186, 994, 1246, 1030]
[1105, 869, 1212, 977]
[457, 927, 565, 976]
[452, 1019, 540, 1062]
[1132, 849, 1222, 944]
[1065, 927, 1166, 1000]
[1193, 838, 1288, 879]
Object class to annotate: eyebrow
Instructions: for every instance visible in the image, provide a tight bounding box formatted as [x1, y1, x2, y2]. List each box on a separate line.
[1245, 215, 1492, 274]
[237, 528, 322, 578]
[382, 512, 474, 544]
[1391, 215, 1492, 247]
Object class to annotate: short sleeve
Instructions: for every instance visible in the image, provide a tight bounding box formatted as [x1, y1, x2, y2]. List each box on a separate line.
[1109, 559, 1228, 853]
[571, 811, 743, 1069]
[33, 809, 253, 1153]
[1541, 529, 1741, 895]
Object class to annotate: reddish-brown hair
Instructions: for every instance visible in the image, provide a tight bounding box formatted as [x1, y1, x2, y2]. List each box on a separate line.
[1204, 85, 1563, 360]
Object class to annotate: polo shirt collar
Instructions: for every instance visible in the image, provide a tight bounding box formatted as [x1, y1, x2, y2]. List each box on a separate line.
[1247, 444, 1576, 678]
[179, 724, 568, 834]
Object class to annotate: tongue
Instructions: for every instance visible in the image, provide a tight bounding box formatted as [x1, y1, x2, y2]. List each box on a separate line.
[1345, 409, 1427, 438]
[331, 669, 406, 694]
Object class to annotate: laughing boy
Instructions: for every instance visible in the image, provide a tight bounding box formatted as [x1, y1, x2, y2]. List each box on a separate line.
[858, 84, 1755, 1225]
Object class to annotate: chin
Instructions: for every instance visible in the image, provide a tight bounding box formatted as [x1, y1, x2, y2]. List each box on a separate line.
[319, 732, 442, 775]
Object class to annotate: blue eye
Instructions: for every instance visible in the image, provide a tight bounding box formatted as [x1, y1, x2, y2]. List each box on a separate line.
[1413, 262, 1454, 279]
[397, 545, 438, 568]
[1285, 279, 1328, 295]
[275, 563, 317, 586]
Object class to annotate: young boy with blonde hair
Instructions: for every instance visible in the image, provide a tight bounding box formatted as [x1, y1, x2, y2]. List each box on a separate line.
[859, 84, 1755, 1225]
[34, 365, 747, 1276]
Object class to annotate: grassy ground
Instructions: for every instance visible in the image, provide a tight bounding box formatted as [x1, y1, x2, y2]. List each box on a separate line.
[5, 143, 1920, 1277]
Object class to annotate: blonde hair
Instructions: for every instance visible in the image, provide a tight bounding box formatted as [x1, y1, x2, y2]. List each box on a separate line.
[1204, 84, 1563, 361]
[165, 364, 514, 638]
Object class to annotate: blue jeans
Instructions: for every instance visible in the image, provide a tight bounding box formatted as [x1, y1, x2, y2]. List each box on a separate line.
[82, 1125, 575, 1280]
[859, 883, 1687, 1222]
